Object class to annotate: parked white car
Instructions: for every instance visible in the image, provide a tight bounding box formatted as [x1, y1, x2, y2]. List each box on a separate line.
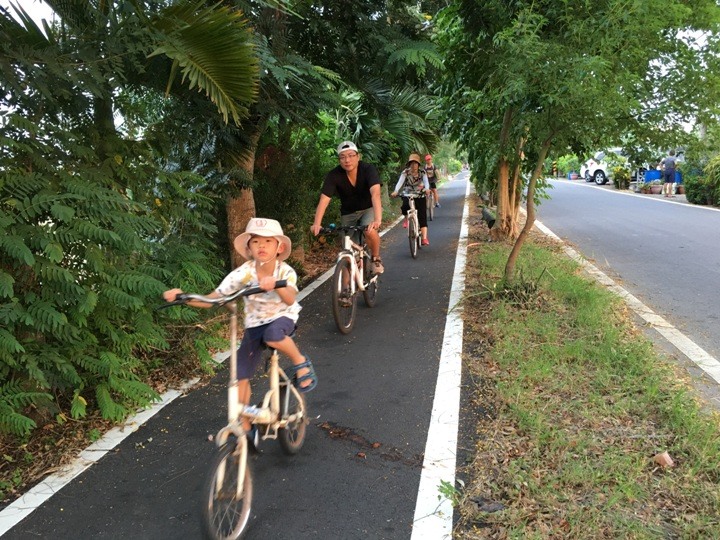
[580, 154, 611, 185]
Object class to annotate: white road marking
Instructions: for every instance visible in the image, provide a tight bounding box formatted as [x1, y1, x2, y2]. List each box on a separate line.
[411, 176, 469, 539]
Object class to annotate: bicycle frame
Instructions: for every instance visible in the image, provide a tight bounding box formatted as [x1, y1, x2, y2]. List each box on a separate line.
[336, 234, 370, 296]
[323, 226, 378, 295]
[406, 195, 420, 232]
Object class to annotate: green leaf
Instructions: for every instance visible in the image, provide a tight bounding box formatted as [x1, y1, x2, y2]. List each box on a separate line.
[0, 236, 34, 265]
[0, 272, 15, 298]
[44, 242, 64, 263]
[50, 203, 76, 222]
[0, 329, 25, 354]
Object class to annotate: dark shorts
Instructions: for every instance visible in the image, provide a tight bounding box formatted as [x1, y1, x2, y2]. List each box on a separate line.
[237, 316, 296, 379]
[340, 207, 373, 243]
[429, 182, 437, 189]
[663, 170, 675, 183]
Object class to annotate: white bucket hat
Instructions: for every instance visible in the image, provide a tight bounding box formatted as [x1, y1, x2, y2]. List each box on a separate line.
[233, 218, 292, 261]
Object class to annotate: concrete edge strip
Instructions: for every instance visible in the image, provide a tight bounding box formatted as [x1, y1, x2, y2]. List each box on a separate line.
[533, 219, 720, 385]
[0, 204, 403, 534]
[411, 177, 469, 539]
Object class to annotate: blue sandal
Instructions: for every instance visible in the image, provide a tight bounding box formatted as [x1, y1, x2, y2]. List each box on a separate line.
[286, 357, 317, 393]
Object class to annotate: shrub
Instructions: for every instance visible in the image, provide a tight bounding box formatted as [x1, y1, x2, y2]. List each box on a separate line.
[612, 166, 631, 189]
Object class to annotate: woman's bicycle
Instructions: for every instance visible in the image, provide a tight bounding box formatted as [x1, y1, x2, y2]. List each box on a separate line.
[401, 191, 423, 259]
[160, 281, 307, 540]
[319, 224, 379, 334]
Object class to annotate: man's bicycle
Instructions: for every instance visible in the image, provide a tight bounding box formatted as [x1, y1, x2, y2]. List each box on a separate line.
[401, 191, 424, 259]
[319, 224, 379, 334]
[160, 281, 307, 540]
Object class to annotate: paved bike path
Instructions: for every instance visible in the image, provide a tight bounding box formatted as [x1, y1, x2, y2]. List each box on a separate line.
[4, 174, 470, 539]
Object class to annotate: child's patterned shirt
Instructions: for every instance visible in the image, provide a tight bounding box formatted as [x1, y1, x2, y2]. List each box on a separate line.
[215, 260, 301, 328]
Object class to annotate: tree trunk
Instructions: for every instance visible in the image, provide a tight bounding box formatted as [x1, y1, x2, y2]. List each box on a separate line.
[227, 188, 256, 268]
[226, 129, 262, 268]
[490, 107, 521, 242]
[504, 136, 554, 281]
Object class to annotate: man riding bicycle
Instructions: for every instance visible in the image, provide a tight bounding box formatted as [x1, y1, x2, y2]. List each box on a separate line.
[311, 141, 385, 274]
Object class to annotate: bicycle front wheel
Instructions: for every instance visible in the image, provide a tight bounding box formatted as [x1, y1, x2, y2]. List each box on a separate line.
[331, 258, 356, 334]
[278, 386, 307, 455]
[362, 254, 378, 308]
[201, 441, 253, 540]
[409, 217, 418, 259]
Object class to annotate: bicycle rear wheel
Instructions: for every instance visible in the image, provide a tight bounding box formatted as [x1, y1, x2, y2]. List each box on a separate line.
[362, 253, 378, 308]
[278, 385, 307, 455]
[331, 258, 356, 334]
[409, 217, 418, 259]
[201, 441, 253, 540]
[427, 193, 435, 221]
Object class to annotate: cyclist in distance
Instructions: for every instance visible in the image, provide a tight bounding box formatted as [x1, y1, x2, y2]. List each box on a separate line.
[163, 218, 317, 451]
[391, 153, 431, 245]
[311, 140, 385, 274]
[424, 154, 441, 207]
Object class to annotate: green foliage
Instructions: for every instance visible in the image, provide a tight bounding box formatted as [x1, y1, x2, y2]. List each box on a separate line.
[0, 3, 234, 434]
[434, 0, 720, 210]
[612, 166, 631, 190]
[556, 154, 580, 175]
[684, 165, 720, 207]
[0, 381, 50, 436]
[254, 131, 336, 251]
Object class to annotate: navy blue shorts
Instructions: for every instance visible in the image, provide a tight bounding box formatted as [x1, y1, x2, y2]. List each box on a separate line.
[237, 316, 296, 379]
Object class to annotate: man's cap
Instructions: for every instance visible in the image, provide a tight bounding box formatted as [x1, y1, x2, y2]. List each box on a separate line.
[337, 140, 359, 155]
[424, 154, 432, 161]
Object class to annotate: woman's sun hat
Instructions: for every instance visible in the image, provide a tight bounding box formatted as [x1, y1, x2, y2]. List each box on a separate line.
[234, 218, 292, 261]
[406, 153, 422, 166]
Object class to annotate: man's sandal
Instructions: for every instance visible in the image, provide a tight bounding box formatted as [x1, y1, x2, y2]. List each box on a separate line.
[286, 357, 318, 393]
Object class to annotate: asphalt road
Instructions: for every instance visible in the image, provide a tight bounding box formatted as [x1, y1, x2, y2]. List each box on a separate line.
[5, 173, 471, 539]
[538, 179, 720, 361]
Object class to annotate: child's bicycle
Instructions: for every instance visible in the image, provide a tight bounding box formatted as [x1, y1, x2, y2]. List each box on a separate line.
[160, 280, 307, 540]
[401, 191, 424, 259]
[319, 224, 379, 334]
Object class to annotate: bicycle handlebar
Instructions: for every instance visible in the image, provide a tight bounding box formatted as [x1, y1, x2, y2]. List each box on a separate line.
[158, 280, 288, 309]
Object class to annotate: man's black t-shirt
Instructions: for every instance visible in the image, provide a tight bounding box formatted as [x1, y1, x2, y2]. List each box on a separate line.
[321, 161, 381, 215]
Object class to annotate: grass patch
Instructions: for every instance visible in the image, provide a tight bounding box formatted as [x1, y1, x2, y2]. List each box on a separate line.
[456, 229, 720, 538]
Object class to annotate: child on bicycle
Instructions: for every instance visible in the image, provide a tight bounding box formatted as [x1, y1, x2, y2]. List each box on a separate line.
[391, 153, 431, 245]
[163, 218, 317, 450]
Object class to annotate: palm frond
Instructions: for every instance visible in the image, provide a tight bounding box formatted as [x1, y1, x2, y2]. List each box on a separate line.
[149, 2, 259, 125]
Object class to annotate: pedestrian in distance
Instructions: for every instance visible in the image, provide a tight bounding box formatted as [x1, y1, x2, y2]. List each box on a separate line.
[311, 140, 385, 274]
[392, 153, 431, 246]
[424, 154, 441, 207]
[661, 149, 677, 198]
[163, 218, 317, 451]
